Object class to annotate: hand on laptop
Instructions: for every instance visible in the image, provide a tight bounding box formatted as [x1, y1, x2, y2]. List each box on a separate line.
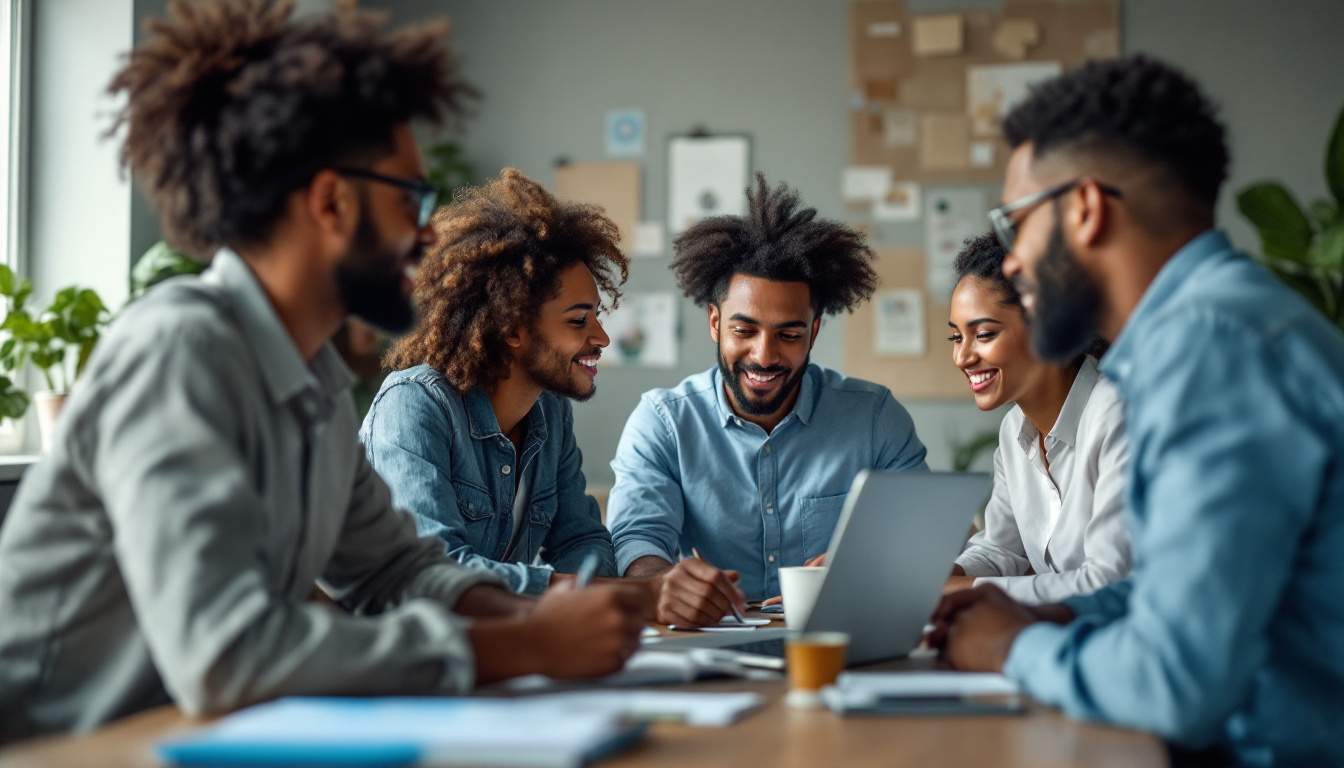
[924, 584, 1038, 672]
[653, 558, 747, 626]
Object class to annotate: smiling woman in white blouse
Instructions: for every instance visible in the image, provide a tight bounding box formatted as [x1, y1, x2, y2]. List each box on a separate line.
[944, 233, 1131, 604]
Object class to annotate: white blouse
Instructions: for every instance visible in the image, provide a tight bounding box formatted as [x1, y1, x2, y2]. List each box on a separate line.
[955, 356, 1132, 604]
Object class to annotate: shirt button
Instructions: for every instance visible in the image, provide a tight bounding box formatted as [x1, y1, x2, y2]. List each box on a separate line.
[501, 465, 512, 476]
[763, 445, 772, 455]
[767, 554, 776, 563]
[765, 504, 774, 514]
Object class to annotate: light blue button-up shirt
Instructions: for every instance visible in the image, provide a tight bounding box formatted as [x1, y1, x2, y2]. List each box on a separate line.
[606, 364, 928, 601]
[1003, 230, 1344, 766]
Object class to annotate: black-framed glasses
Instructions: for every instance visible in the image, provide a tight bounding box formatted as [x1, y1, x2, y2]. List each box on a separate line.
[334, 167, 439, 228]
[988, 178, 1123, 250]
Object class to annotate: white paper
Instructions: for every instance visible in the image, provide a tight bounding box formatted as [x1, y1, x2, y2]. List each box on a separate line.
[842, 166, 891, 203]
[538, 691, 764, 727]
[669, 135, 750, 235]
[604, 108, 646, 157]
[882, 107, 919, 148]
[867, 21, 901, 37]
[925, 188, 987, 299]
[834, 671, 1020, 697]
[969, 141, 995, 168]
[966, 62, 1062, 136]
[600, 292, 678, 368]
[873, 181, 921, 221]
[874, 289, 925, 356]
[632, 221, 665, 258]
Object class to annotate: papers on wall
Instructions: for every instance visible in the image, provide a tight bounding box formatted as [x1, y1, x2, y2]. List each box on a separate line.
[601, 292, 678, 368]
[604, 108, 646, 158]
[842, 165, 892, 203]
[668, 134, 750, 235]
[991, 19, 1041, 59]
[919, 113, 971, 170]
[881, 107, 919, 148]
[874, 181, 921, 221]
[632, 221, 665, 258]
[966, 62, 1062, 136]
[874, 289, 926, 357]
[867, 21, 902, 38]
[969, 141, 996, 168]
[925, 188, 987, 299]
[157, 697, 643, 768]
[554, 161, 640, 253]
[911, 14, 964, 56]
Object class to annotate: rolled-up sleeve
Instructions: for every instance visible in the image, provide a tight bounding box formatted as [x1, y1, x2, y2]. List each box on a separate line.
[607, 396, 686, 574]
[84, 328, 498, 716]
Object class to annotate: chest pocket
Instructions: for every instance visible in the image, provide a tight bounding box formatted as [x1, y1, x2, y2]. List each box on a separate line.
[800, 493, 848, 561]
[451, 480, 502, 557]
[528, 486, 559, 527]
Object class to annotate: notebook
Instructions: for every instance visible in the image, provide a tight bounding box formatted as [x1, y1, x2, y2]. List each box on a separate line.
[157, 697, 645, 768]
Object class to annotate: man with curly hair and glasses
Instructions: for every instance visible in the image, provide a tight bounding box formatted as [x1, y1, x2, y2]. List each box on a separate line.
[608, 175, 929, 627]
[0, 0, 645, 740]
[929, 55, 1344, 766]
[361, 169, 631, 596]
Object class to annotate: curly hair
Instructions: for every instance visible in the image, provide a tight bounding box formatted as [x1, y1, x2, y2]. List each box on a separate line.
[1002, 54, 1227, 214]
[670, 174, 877, 316]
[384, 168, 630, 392]
[106, 0, 475, 258]
[954, 233, 1021, 308]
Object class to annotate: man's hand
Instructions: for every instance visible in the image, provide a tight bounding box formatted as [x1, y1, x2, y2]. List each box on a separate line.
[653, 558, 746, 626]
[526, 584, 647, 678]
[469, 583, 646, 684]
[943, 574, 977, 594]
[926, 584, 1037, 672]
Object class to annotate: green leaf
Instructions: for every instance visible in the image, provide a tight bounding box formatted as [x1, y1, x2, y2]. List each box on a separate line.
[1328, 104, 1344, 206]
[1310, 199, 1340, 231]
[0, 264, 13, 296]
[1309, 224, 1344, 272]
[1237, 182, 1314, 262]
[130, 241, 207, 300]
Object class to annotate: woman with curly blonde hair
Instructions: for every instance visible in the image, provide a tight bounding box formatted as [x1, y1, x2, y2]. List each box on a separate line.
[362, 168, 631, 594]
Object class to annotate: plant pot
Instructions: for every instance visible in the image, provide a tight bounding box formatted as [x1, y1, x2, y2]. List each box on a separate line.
[0, 415, 24, 454]
[34, 391, 68, 454]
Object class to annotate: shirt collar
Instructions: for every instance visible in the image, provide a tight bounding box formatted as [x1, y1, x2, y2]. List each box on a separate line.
[1015, 355, 1101, 452]
[465, 385, 549, 446]
[713, 363, 818, 429]
[1101, 228, 1230, 387]
[203, 248, 353, 408]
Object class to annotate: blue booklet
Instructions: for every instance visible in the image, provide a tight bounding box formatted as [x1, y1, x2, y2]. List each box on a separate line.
[157, 697, 645, 768]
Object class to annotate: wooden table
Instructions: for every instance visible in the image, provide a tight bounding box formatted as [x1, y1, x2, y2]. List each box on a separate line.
[0, 622, 1167, 768]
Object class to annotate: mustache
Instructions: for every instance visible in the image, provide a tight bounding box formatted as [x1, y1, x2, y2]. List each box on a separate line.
[734, 362, 789, 375]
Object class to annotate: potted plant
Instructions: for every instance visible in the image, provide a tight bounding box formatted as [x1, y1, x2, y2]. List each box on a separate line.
[0, 374, 28, 453]
[130, 240, 206, 300]
[1237, 104, 1344, 330]
[0, 266, 111, 452]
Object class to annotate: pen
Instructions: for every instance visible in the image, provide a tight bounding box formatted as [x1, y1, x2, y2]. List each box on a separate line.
[690, 547, 747, 624]
[574, 551, 600, 589]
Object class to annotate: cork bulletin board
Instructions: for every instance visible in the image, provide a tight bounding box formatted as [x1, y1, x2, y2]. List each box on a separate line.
[845, 0, 1119, 400]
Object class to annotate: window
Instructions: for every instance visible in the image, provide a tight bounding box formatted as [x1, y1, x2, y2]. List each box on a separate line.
[1, 0, 28, 274]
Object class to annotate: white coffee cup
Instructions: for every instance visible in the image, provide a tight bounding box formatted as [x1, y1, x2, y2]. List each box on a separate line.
[778, 566, 827, 630]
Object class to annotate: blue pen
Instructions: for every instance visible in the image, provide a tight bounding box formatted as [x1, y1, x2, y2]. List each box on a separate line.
[574, 551, 601, 588]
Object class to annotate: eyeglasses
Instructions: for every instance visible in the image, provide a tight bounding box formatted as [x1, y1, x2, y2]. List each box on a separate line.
[988, 179, 1123, 250]
[333, 167, 439, 228]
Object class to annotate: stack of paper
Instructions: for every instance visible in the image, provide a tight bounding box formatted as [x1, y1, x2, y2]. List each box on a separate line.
[536, 690, 764, 727]
[158, 697, 644, 768]
[822, 672, 1023, 716]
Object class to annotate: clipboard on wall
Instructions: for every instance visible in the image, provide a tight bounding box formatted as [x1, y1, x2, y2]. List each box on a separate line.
[667, 128, 752, 236]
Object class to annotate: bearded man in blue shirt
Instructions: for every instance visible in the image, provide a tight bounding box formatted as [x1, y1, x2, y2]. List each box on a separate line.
[608, 175, 929, 627]
[930, 55, 1344, 766]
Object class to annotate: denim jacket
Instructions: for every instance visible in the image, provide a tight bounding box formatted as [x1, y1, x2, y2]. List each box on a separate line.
[360, 364, 616, 594]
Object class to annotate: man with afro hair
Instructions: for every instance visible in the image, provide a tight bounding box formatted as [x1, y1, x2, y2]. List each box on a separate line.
[0, 0, 644, 739]
[608, 175, 928, 627]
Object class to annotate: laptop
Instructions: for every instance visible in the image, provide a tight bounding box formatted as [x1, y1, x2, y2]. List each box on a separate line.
[650, 470, 991, 666]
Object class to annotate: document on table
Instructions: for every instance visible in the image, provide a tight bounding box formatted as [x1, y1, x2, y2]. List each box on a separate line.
[669, 617, 772, 632]
[822, 672, 1024, 716]
[535, 690, 764, 727]
[835, 671, 1019, 697]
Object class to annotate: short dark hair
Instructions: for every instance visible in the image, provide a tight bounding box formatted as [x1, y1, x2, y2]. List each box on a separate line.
[384, 169, 629, 392]
[670, 174, 877, 316]
[954, 233, 1021, 308]
[107, 0, 475, 257]
[1003, 55, 1228, 217]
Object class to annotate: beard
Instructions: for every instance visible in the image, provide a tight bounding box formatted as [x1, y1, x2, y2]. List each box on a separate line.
[524, 334, 596, 402]
[334, 201, 420, 335]
[1024, 213, 1103, 363]
[718, 341, 809, 417]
